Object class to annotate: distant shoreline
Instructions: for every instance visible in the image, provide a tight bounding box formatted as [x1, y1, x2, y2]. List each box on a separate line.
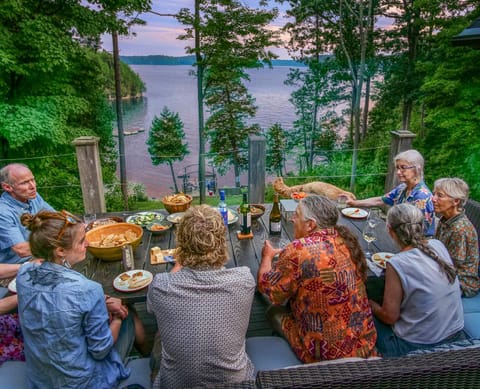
[120, 54, 309, 67]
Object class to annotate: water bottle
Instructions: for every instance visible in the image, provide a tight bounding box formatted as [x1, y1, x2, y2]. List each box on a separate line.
[218, 190, 228, 227]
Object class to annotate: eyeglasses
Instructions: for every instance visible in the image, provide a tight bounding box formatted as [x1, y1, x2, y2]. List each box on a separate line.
[395, 165, 415, 171]
[56, 210, 81, 242]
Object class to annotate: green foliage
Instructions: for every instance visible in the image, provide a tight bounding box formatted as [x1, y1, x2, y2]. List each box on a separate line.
[147, 107, 189, 192]
[266, 123, 287, 176]
[177, 0, 280, 186]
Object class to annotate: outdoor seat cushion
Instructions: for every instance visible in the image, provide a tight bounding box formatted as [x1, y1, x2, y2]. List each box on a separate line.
[245, 336, 302, 372]
[0, 361, 27, 388]
[461, 294, 480, 338]
[406, 338, 480, 356]
[117, 357, 152, 389]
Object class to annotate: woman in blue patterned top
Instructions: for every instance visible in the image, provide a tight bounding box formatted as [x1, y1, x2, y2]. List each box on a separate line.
[433, 177, 479, 297]
[347, 149, 435, 236]
[16, 210, 135, 389]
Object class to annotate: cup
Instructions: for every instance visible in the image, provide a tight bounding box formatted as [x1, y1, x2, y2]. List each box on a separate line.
[336, 195, 348, 210]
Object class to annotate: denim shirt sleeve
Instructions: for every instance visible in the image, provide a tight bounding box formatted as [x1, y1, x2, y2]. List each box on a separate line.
[83, 283, 115, 360]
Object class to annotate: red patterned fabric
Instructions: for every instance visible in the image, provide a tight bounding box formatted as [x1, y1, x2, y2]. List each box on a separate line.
[259, 229, 377, 363]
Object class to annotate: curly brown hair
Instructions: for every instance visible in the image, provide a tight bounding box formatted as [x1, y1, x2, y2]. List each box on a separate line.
[21, 210, 83, 262]
[175, 205, 228, 269]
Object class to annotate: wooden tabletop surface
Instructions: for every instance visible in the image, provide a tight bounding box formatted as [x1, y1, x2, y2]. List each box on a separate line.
[76, 203, 398, 304]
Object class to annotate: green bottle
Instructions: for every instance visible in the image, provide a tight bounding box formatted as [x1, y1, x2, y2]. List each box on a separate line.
[240, 192, 251, 235]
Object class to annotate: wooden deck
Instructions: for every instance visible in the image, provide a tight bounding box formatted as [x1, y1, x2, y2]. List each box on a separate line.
[80, 202, 398, 355]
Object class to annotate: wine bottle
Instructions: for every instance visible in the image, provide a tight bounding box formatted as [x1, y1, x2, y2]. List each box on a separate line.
[269, 192, 282, 235]
[218, 190, 228, 227]
[240, 192, 251, 235]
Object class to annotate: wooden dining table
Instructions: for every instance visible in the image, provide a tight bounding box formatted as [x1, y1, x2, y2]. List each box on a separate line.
[75, 201, 399, 304]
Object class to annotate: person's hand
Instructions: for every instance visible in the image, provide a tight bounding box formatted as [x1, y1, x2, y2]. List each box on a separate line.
[262, 240, 282, 262]
[105, 296, 128, 320]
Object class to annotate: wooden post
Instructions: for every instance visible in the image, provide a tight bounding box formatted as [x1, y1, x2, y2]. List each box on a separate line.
[72, 136, 106, 213]
[248, 136, 266, 204]
[385, 130, 417, 193]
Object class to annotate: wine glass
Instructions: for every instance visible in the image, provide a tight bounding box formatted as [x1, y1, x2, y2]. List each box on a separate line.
[367, 208, 381, 228]
[362, 222, 377, 260]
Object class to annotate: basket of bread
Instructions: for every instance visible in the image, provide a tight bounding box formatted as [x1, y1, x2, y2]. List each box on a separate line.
[86, 223, 143, 261]
[161, 193, 193, 214]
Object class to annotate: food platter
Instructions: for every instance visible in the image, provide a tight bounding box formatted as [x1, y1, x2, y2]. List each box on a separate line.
[341, 207, 368, 219]
[146, 220, 173, 235]
[372, 252, 394, 269]
[166, 212, 185, 224]
[8, 278, 17, 294]
[113, 270, 153, 292]
[126, 212, 164, 227]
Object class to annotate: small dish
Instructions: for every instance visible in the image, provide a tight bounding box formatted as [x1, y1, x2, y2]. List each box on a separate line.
[341, 207, 368, 219]
[166, 212, 185, 224]
[126, 212, 164, 227]
[146, 220, 173, 235]
[372, 252, 394, 269]
[8, 278, 16, 294]
[113, 270, 153, 292]
[237, 204, 265, 220]
[291, 192, 307, 201]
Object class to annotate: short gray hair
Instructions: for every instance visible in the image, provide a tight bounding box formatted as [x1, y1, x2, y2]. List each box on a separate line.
[299, 195, 339, 228]
[434, 177, 469, 211]
[0, 163, 30, 185]
[394, 149, 424, 180]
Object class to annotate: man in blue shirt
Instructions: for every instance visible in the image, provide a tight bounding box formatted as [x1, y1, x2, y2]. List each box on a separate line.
[0, 163, 54, 263]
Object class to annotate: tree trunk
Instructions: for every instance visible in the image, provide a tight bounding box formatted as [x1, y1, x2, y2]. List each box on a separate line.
[362, 75, 371, 139]
[195, 0, 205, 204]
[168, 161, 179, 193]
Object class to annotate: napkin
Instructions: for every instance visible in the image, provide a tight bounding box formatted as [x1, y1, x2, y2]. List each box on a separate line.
[367, 258, 384, 277]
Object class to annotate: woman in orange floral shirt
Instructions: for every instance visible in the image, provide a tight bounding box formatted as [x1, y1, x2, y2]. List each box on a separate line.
[257, 195, 377, 363]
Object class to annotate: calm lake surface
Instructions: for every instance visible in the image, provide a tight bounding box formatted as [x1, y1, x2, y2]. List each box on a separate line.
[118, 65, 298, 198]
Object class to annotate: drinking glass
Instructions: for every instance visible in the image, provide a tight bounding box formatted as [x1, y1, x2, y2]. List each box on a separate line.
[83, 213, 97, 225]
[336, 195, 348, 210]
[362, 222, 377, 260]
[367, 208, 381, 227]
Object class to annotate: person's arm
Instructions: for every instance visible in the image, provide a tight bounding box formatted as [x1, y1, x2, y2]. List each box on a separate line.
[257, 240, 282, 284]
[0, 263, 21, 279]
[10, 242, 32, 258]
[104, 295, 128, 320]
[347, 196, 384, 208]
[369, 264, 403, 325]
[109, 316, 123, 343]
[0, 294, 18, 314]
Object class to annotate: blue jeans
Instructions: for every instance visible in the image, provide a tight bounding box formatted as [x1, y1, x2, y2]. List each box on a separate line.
[374, 317, 467, 358]
[114, 313, 135, 362]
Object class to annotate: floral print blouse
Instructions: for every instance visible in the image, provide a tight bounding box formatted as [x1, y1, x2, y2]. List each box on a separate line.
[436, 212, 480, 297]
[258, 229, 377, 363]
[382, 181, 435, 236]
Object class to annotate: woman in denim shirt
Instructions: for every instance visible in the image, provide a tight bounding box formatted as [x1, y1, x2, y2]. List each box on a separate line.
[16, 210, 134, 389]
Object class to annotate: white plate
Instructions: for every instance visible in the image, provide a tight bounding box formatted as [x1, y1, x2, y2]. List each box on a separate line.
[126, 212, 164, 227]
[166, 212, 185, 224]
[8, 278, 16, 294]
[226, 209, 239, 225]
[372, 252, 394, 269]
[113, 270, 153, 292]
[341, 207, 368, 219]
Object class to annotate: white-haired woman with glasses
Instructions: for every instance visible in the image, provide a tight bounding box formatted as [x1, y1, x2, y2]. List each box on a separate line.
[370, 203, 465, 357]
[15, 210, 139, 388]
[346, 149, 435, 236]
[433, 178, 479, 297]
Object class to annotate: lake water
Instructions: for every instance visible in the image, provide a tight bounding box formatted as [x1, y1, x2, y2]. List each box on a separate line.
[118, 65, 298, 199]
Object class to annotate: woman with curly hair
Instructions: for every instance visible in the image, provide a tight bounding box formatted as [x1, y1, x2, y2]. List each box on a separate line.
[258, 195, 377, 363]
[370, 203, 465, 357]
[147, 205, 255, 389]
